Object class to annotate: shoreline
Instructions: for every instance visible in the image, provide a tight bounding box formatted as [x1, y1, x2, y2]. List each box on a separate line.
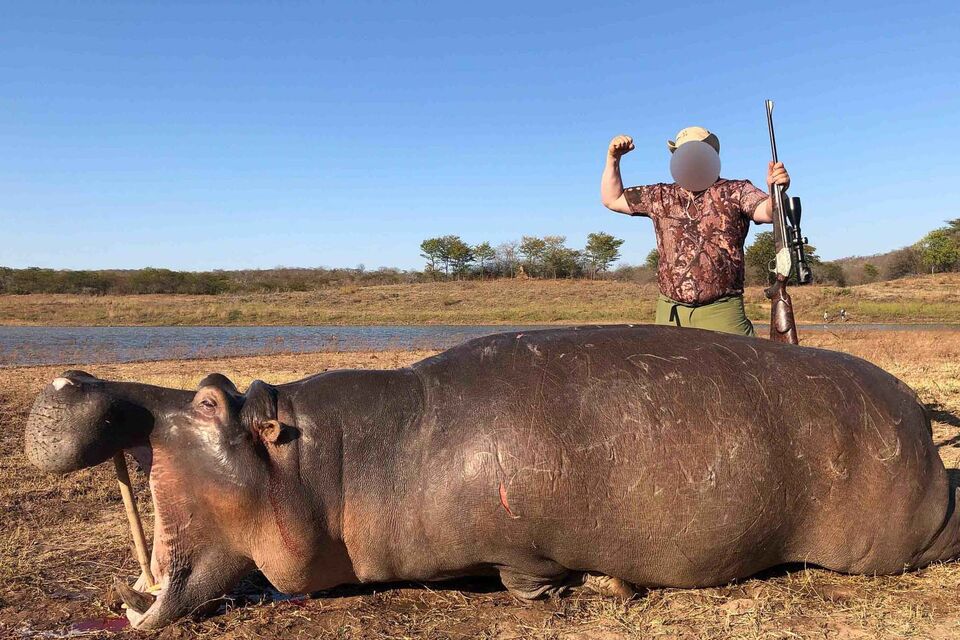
[4, 325, 960, 370]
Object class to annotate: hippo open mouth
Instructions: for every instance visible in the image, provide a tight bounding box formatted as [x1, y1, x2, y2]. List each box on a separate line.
[25, 371, 258, 629]
[111, 446, 202, 628]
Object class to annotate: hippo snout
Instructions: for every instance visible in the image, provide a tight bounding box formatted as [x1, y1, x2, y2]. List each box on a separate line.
[24, 372, 155, 474]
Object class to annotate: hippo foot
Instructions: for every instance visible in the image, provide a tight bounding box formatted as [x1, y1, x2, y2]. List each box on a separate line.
[580, 573, 636, 600]
[498, 567, 574, 600]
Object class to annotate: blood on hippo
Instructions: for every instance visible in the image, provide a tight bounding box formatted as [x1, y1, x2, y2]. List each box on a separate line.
[499, 480, 519, 518]
[70, 617, 130, 633]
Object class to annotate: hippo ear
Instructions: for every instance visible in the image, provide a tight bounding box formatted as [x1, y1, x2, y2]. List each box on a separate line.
[255, 419, 298, 446]
[256, 419, 283, 444]
[240, 380, 278, 426]
[241, 381, 297, 446]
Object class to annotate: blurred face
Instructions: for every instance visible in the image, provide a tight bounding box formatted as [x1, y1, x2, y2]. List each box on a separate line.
[670, 141, 721, 191]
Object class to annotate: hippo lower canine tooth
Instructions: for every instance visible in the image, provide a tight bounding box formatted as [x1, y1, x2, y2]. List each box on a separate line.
[114, 578, 156, 615]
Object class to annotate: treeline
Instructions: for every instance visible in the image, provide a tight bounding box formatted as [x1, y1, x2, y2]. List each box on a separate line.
[4, 219, 957, 295]
[419, 233, 625, 279]
[834, 219, 960, 285]
[0, 266, 421, 295]
[742, 218, 960, 287]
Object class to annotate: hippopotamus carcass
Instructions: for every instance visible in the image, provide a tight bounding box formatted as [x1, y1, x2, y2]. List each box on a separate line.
[24, 325, 960, 629]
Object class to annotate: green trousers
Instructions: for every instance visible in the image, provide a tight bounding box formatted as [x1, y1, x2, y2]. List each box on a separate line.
[655, 294, 756, 337]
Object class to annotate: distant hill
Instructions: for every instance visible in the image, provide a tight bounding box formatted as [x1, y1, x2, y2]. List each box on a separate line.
[833, 248, 918, 285]
[830, 218, 958, 285]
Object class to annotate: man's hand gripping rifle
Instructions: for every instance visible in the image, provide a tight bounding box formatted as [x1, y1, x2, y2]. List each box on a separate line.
[764, 99, 813, 345]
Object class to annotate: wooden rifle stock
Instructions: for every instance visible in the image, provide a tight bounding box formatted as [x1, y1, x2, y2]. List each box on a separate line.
[765, 278, 799, 344]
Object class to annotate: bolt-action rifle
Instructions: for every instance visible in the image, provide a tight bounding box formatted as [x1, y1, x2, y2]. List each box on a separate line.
[764, 100, 812, 345]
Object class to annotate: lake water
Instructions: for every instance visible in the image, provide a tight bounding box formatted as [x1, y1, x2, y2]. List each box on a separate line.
[0, 325, 554, 367]
[1, 323, 957, 367]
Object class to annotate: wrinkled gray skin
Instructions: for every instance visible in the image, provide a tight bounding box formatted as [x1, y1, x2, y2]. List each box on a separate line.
[24, 326, 960, 629]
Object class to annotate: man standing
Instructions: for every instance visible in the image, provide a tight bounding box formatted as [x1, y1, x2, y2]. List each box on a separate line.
[601, 127, 790, 336]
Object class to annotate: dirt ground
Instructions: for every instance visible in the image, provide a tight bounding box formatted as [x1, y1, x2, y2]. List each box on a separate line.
[2, 331, 960, 639]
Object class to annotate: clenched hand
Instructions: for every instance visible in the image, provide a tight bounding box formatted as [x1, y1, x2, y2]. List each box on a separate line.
[767, 161, 790, 191]
[608, 135, 635, 159]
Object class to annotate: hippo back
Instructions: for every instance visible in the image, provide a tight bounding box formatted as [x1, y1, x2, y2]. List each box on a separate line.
[395, 325, 941, 585]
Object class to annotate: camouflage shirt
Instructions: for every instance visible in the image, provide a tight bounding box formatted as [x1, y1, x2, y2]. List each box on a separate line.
[624, 179, 769, 305]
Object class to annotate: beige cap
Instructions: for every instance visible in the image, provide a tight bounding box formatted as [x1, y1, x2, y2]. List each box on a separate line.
[667, 126, 720, 154]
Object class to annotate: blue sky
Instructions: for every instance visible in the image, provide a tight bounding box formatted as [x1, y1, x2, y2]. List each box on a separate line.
[2, 1, 958, 270]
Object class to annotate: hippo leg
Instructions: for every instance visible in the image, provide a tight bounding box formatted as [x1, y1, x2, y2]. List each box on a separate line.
[498, 566, 576, 599]
[579, 573, 636, 599]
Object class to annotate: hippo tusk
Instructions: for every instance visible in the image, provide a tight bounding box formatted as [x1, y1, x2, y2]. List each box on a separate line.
[113, 453, 155, 588]
[113, 577, 156, 615]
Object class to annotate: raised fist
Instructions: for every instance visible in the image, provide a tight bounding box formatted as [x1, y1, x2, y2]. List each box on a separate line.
[608, 135, 635, 159]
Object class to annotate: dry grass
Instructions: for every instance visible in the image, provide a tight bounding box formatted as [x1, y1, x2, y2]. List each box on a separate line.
[2, 332, 960, 638]
[1, 273, 958, 327]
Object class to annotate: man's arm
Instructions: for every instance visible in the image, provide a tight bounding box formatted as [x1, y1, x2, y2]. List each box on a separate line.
[750, 161, 791, 223]
[601, 135, 635, 214]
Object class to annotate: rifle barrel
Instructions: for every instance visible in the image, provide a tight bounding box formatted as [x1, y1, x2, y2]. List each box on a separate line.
[765, 99, 789, 252]
[765, 99, 779, 163]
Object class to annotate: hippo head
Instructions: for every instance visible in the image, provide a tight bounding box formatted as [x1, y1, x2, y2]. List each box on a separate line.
[24, 370, 285, 629]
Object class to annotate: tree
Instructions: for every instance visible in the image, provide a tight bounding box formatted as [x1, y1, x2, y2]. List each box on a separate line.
[519, 236, 547, 277]
[495, 242, 520, 277]
[444, 236, 475, 278]
[745, 232, 776, 285]
[420, 237, 444, 276]
[744, 232, 819, 285]
[473, 242, 495, 278]
[946, 218, 960, 238]
[862, 263, 879, 282]
[436, 235, 456, 276]
[815, 261, 846, 286]
[644, 249, 660, 271]
[918, 228, 960, 273]
[542, 236, 572, 278]
[584, 232, 625, 276]
[886, 246, 922, 279]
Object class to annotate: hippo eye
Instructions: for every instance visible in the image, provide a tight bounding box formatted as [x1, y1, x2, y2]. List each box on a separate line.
[199, 398, 217, 411]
